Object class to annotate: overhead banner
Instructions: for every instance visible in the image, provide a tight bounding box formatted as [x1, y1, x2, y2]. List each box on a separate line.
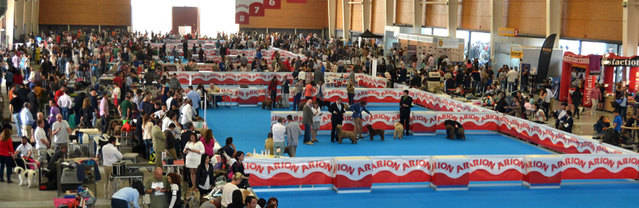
[602, 56, 639, 67]
[535, 34, 557, 83]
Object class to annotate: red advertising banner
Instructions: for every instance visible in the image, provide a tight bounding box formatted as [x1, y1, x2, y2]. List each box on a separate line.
[263, 0, 281, 9]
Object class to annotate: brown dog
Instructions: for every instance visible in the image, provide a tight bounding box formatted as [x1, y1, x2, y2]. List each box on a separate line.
[393, 122, 404, 139]
[365, 124, 384, 141]
[262, 98, 273, 110]
[336, 125, 358, 144]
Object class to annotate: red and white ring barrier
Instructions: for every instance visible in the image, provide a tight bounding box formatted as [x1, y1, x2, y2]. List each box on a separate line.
[244, 155, 639, 189]
[333, 158, 374, 190]
[431, 156, 470, 190]
[171, 72, 385, 88]
[468, 156, 525, 182]
[560, 154, 639, 180]
[370, 156, 432, 184]
[244, 157, 334, 186]
[523, 155, 563, 188]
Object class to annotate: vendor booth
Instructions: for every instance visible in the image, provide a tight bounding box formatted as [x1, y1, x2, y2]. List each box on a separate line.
[559, 52, 602, 107]
[602, 53, 639, 92]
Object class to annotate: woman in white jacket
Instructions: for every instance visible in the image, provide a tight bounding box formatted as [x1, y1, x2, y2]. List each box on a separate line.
[183, 133, 204, 189]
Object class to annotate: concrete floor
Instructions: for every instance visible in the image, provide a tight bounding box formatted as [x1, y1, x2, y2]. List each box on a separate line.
[0, 166, 157, 208]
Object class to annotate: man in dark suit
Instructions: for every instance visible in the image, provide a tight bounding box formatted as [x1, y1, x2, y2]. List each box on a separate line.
[329, 100, 346, 143]
[400, 90, 413, 136]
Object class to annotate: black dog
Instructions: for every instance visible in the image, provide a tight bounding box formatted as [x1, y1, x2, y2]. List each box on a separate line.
[365, 125, 385, 141]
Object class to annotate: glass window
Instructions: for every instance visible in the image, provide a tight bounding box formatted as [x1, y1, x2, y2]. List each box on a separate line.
[433, 28, 448, 37]
[559, 39, 580, 54]
[580, 41, 608, 55]
[456, 30, 470, 59]
[469, 32, 491, 64]
[131, 0, 238, 37]
[421, 28, 433, 35]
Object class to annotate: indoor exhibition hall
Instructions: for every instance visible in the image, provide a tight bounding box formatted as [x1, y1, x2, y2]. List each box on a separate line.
[1, 0, 639, 208]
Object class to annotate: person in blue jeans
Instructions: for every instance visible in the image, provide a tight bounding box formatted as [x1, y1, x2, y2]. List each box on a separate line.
[10, 93, 22, 137]
[350, 101, 371, 138]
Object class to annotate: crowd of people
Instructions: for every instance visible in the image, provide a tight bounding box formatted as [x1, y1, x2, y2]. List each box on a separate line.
[0, 29, 290, 208]
[0, 25, 634, 207]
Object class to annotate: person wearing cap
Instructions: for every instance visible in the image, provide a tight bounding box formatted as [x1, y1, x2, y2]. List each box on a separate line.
[221, 173, 243, 208]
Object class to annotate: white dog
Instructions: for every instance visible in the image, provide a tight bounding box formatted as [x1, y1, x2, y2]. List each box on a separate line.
[13, 166, 25, 185]
[25, 169, 37, 188]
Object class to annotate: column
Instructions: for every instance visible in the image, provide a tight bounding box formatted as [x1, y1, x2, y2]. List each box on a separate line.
[385, 0, 395, 26]
[363, 0, 371, 31]
[6, 0, 15, 48]
[32, 0, 38, 34]
[447, 0, 458, 38]
[490, 0, 505, 63]
[546, 0, 561, 47]
[412, 0, 423, 34]
[342, 0, 351, 41]
[622, 0, 639, 56]
[14, 0, 23, 38]
[24, 0, 31, 35]
[328, 0, 337, 38]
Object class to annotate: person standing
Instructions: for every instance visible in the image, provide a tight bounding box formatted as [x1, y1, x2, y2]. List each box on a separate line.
[329, 100, 346, 143]
[302, 100, 314, 145]
[103, 136, 123, 197]
[52, 113, 72, 149]
[271, 118, 286, 157]
[151, 119, 166, 166]
[268, 78, 278, 109]
[506, 67, 518, 93]
[346, 81, 355, 105]
[184, 133, 204, 189]
[34, 120, 49, 163]
[311, 101, 321, 143]
[197, 155, 215, 196]
[20, 102, 35, 140]
[10, 93, 22, 137]
[292, 81, 303, 111]
[145, 167, 169, 208]
[281, 80, 290, 108]
[591, 84, 602, 115]
[285, 115, 301, 157]
[57, 89, 73, 121]
[350, 101, 371, 139]
[0, 128, 14, 183]
[399, 90, 413, 136]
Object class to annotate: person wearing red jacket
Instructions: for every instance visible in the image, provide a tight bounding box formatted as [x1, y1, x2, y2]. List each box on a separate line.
[0, 127, 15, 183]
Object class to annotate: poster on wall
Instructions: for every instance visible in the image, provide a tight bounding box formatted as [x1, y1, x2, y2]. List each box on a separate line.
[263, 0, 282, 9]
[236, 0, 250, 24]
[249, 0, 265, 16]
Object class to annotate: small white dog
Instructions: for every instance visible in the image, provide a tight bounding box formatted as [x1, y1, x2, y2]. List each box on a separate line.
[25, 169, 37, 188]
[13, 166, 25, 185]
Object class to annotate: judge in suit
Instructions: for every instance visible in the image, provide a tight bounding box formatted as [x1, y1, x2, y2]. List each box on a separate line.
[399, 90, 413, 136]
[329, 100, 346, 143]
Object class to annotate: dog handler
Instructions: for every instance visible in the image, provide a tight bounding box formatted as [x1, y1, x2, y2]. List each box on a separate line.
[399, 90, 413, 136]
